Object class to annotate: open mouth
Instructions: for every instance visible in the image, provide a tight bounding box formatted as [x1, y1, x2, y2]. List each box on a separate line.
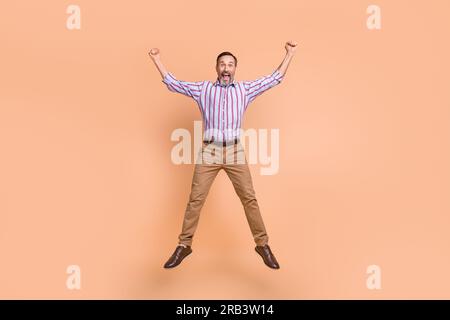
[222, 74, 230, 80]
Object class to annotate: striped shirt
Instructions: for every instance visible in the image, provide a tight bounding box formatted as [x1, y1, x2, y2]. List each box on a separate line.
[162, 70, 284, 142]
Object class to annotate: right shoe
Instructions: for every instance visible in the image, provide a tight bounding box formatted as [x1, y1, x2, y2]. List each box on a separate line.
[255, 244, 280, 269]
[163, 245, 192, 269]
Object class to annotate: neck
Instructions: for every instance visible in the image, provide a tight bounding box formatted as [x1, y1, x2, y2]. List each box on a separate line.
[219, 77, 233, 86]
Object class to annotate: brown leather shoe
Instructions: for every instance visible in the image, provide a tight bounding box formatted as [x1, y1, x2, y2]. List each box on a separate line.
[255, 245, 280, 269]
[163, 245, 192, 269]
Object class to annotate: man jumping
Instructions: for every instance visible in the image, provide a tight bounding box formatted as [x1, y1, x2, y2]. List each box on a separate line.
[148, 41, 297, 269]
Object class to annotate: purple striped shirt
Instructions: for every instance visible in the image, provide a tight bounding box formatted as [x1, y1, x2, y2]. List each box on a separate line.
[162, 70, 284, 142]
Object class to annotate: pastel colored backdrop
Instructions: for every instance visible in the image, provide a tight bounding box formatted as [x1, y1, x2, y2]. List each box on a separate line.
[0, 0, 449, 298]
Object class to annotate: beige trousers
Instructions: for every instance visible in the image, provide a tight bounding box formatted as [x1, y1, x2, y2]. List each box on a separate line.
[178, 141, 269, 246]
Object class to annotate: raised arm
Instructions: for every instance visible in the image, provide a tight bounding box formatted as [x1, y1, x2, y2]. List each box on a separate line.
[276, 40, 297, 77]
[148, 47, 204, 101]
[148, 48, 168, 79]
[243, 41, 298, 105]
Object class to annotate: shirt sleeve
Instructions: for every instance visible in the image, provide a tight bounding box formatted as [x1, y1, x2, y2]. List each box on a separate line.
[243, 70, 284, 104]
[162, 72, 204, 102]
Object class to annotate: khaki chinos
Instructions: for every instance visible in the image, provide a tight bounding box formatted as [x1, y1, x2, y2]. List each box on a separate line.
[178, 140, 269, 247]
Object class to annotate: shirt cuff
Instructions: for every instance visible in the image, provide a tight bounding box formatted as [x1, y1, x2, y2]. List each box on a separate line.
[273, 70, 284, 82]
[162, 72, 175, 85]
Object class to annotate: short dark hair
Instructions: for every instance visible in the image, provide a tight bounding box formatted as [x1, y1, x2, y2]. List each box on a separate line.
[216, 51, 237, 66]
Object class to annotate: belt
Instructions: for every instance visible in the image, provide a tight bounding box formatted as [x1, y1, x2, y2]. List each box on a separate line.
[203, 138, 239, 147]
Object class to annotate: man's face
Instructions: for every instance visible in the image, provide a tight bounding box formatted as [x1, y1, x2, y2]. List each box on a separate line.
[216, 55, 236, 85]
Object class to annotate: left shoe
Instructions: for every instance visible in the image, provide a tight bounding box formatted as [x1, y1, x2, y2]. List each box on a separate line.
[163, 245, 192, 269]
[255, 244, 280, 269]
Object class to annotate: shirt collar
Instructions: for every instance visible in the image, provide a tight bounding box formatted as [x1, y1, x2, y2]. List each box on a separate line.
[213, 77, 236, 87]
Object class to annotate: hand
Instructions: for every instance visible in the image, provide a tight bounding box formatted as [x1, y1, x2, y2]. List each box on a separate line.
[285, 41, 298, 55]
[148, 47, 160, 60]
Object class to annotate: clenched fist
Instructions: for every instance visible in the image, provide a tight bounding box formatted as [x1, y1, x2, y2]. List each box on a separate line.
[148, 48, 160, 60]
[285, 41, 298, 55]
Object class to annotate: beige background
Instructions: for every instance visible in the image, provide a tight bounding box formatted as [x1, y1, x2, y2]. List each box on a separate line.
[1, 0, 449, 299]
